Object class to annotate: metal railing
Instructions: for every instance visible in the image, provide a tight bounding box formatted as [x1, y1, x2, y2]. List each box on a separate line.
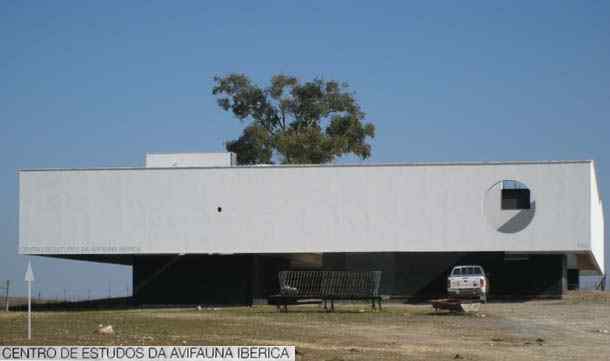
[278, 270, 382, 298]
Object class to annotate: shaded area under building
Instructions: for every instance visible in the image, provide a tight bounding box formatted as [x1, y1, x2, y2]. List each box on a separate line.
[124, 252, 569, 306]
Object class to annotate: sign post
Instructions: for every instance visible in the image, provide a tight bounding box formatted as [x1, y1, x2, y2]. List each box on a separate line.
[24, 261, 34, 340]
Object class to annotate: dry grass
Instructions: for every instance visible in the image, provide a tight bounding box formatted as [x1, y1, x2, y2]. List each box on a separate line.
[1, 292, 609, 361]
[562, 290, 610, 304]
[4, 297, 60, 307]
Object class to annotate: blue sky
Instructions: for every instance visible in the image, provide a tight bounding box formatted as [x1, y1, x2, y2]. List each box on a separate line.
[1, 1, 609, 298]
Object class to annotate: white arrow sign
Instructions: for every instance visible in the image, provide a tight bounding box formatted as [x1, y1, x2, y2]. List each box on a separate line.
[24, 261, 34, 340]
[25, 262, 34, 282]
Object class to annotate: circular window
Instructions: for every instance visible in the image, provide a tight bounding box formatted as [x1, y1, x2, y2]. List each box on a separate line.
[484, 180, 535, 233]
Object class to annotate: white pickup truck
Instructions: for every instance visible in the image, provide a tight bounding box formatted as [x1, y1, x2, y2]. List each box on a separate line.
[447, 265, 488, 303]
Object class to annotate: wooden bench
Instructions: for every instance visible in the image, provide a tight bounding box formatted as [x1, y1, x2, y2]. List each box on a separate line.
[268, 270, 382, 312]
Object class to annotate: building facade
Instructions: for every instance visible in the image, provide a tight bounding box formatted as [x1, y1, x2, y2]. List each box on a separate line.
[18, 154, 605, 304]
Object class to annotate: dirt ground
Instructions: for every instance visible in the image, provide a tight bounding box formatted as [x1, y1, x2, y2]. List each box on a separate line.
[1, 291, 609, 361]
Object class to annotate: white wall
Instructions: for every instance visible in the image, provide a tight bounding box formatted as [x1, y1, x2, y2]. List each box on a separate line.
[18, 161, 603, 272]
[590, 162, 605, 273]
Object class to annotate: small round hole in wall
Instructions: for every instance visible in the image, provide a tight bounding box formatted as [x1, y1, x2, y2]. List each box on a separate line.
[217, 207, 222, 213]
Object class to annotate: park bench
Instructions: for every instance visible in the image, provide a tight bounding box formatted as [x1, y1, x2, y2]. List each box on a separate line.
[268, 270, 382, 312]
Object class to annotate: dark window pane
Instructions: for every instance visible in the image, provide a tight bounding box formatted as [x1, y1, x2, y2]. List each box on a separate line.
[501, 189, 530, 210]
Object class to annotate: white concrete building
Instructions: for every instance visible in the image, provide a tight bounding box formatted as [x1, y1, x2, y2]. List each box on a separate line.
[18, 153, 605, 304]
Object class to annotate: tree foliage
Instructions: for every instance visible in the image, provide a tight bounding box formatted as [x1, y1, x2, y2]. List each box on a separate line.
[212, 74, 375, 164]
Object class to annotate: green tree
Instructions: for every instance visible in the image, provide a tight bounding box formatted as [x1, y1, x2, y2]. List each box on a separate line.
[212, 74, 375, 164]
